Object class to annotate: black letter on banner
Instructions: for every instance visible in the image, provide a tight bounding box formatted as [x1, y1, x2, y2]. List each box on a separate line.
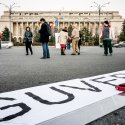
[0, 103, 31, 122]
[111, 74, 125, 79]
[60, 80, 101, 92]
[0, 97, 16, 101]
[91, 77, 116, 86]
[25, 87, 74, 105]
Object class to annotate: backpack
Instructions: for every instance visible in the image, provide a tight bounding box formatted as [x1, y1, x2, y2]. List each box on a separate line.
[102, 26, 110, 39]
[45, 23, 52, 36]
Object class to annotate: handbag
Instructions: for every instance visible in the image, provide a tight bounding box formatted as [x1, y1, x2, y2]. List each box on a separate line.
[23, 38, 28, 43]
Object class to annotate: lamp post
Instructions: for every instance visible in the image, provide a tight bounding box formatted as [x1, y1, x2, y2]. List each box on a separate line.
[0, 2, 19, 42]
[91, 2, 110, 45]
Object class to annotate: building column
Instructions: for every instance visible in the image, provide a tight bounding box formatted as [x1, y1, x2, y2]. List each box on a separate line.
[22, 22, 24, 38]
[83, 22, 85, 27]
[88, 22, 90, 32]
[68, 20, 70, 27]
[79, 22, 80, 30]
[32, 22, 34, 33]
[58, 21, 59, 30]
[94, 22, 97, 35]
[16, 22, 19, 41]
[63, 22, 64, 28]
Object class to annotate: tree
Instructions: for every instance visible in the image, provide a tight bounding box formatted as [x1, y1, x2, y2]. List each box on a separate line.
[80, 27, 93, 45]
[33, 26, 40, 42]
[93, 33, 99, 46]
[2, 27, 10, 41]
[122, 20, 125, 35]
[119, 20, 125, 41]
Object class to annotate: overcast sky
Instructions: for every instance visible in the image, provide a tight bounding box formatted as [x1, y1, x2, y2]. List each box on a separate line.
[0, 0, 125, 18]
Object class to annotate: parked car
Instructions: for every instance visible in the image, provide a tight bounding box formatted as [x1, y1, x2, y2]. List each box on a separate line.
[1, 41, 13, 48]
[113, 41, 125, 48]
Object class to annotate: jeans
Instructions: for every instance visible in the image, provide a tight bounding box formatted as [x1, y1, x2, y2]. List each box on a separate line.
[25, 42, 33, 54]
[42, 43, 50, 58]
[103, 39, 113, 55]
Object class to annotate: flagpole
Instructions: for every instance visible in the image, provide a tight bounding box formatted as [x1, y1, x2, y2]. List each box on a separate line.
[58, 17, 59, 31]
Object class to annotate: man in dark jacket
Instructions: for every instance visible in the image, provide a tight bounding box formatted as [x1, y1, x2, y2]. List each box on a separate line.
[39, 18, 50, 59]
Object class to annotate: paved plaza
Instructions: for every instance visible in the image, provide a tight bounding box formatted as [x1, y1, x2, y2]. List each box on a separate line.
[0, 46, 125, 124]
[0, 46, 125, 93]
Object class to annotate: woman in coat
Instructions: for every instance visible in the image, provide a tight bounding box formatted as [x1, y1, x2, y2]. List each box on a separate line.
[24, 27, 33, 55]
[59, 27, 68, 55]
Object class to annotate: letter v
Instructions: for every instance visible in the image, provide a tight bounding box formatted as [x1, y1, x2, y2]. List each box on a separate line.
[60, 80, 102, 92]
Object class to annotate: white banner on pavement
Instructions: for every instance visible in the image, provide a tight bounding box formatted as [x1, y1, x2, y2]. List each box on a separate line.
[0, 70, 125, 125]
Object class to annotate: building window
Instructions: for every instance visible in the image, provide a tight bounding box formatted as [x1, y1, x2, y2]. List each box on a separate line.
[79, 13, 83, 15]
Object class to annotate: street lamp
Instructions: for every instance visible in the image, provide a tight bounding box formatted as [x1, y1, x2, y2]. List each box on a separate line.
[91, 2, 110, 45]
[0, 2, 19, 42]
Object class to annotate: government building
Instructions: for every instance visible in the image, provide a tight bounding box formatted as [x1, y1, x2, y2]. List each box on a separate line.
[0, 11, 124, 42]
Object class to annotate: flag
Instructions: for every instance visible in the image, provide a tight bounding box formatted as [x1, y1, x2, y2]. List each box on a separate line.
[55, 18, 59, 27]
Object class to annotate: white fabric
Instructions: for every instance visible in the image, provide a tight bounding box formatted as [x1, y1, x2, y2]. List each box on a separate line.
[59, 31, 68, 44]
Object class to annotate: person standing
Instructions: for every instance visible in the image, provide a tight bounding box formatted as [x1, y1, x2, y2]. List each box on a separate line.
[59, 27, 68, 55]
[101, 21, 113, 56]
[24, 27, 33, 55]
[71, 24, 80, 55]
[78, 32, 82, 54]
[39, 18, 50, 59]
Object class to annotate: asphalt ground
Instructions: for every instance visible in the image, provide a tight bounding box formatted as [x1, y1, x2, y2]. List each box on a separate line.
[0, 46, 125, 125]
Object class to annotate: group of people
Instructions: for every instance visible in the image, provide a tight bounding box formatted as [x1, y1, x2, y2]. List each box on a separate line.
[23, 18, 50, 59]
[58, 24, 81, 55]
[23, 18, 113, 58]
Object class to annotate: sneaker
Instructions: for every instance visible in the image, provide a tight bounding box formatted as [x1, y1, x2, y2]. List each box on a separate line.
[103, 54, 107, 56]
[40, 57, 46, 59]
[62, 53, 66, 55]
[71, 53, 76, 55]
[110, 53, 112, 56]
[78, 52, 80, 55]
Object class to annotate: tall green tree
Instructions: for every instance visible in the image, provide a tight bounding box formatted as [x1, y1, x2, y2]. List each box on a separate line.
[119, 20, 125, 41]
[33, 26, 40, 42]
[93, 33, 99, 45]
[80, 27, 93, 43]
[122, 20, 125, 35]
[2, 27, 10, 41]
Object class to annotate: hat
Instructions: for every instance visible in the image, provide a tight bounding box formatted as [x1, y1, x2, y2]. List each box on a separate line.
[104, 20, 109, 25]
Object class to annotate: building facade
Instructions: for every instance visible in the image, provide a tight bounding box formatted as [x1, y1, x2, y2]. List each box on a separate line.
[0, 11, 124, 42]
